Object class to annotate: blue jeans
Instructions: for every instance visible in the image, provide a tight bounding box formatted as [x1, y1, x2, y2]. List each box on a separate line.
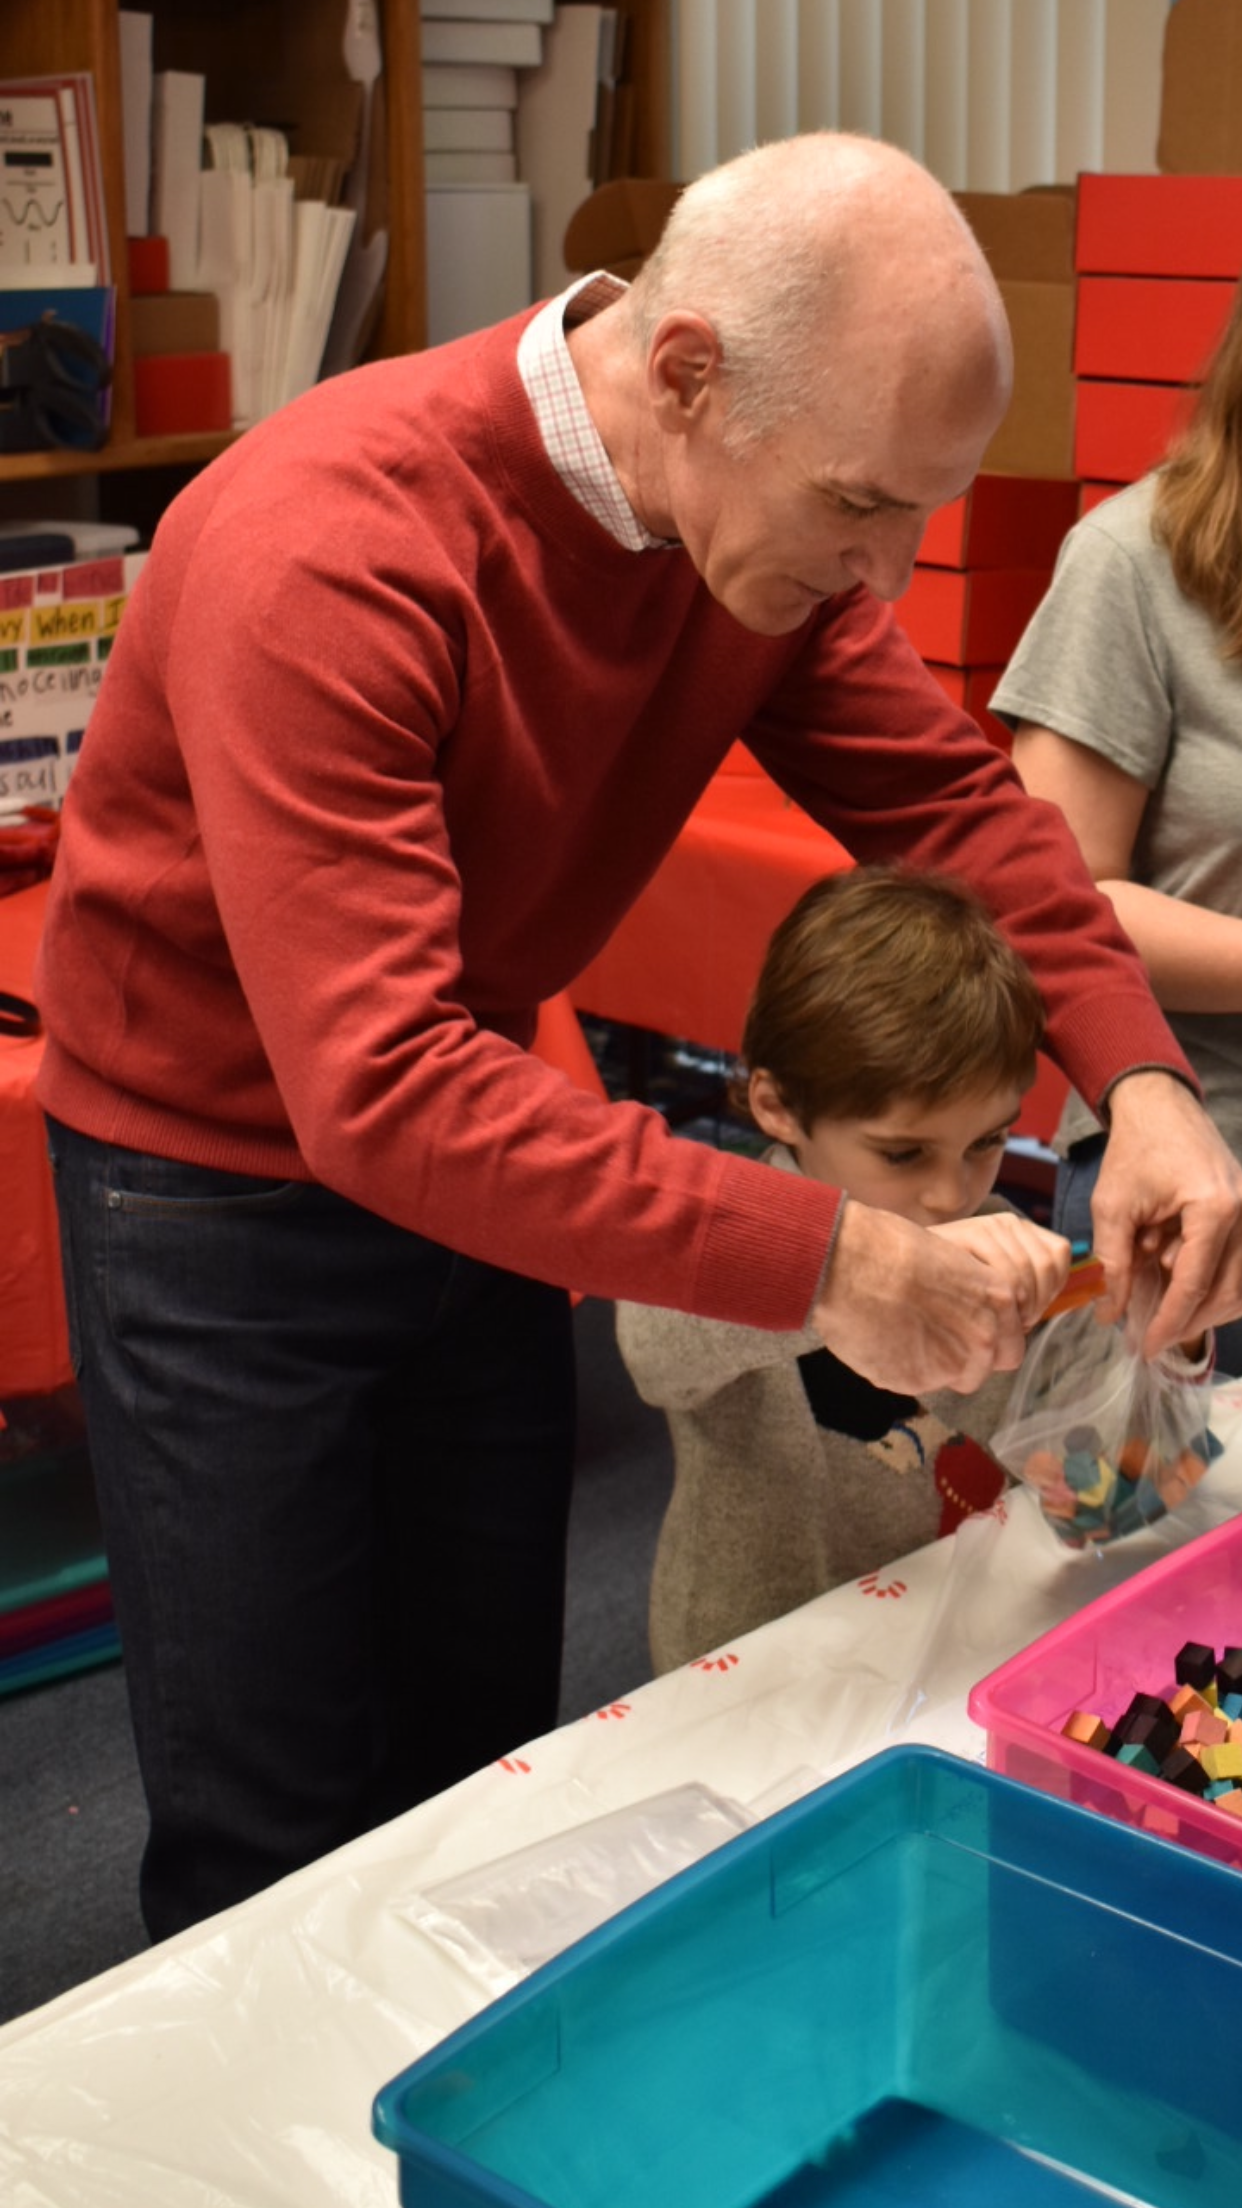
[1054, 1133, 1242, 1380]
[45, 1118, 576, 1940]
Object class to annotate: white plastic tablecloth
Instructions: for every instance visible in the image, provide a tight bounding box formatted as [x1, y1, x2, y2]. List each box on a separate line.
[4, 1383, 1242, 2208]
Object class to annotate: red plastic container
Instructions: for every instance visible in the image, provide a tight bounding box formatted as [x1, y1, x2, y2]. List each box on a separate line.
[968, 1515, 1242, 1871]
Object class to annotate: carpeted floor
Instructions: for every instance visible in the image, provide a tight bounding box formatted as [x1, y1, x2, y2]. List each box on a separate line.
[0, 1295, 673, 2027]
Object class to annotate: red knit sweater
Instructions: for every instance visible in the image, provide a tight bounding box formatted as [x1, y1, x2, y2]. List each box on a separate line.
[35, 309, 1189, 1330]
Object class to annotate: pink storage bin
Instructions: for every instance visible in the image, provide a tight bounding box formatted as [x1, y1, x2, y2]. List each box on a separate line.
[968, 1514, 1242, 1871]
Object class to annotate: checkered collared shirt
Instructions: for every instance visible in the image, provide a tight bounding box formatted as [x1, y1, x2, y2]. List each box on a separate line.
[516, 272, 674, 552]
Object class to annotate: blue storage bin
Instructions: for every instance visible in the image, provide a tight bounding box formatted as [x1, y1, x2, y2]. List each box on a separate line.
[373, 1745, 1242, 2208]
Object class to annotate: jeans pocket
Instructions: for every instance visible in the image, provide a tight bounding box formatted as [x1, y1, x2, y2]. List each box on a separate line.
[103, 1176, 307, 1220]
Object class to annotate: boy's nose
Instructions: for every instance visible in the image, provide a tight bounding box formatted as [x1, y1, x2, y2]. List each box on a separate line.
[920, 1162, 971, 1222]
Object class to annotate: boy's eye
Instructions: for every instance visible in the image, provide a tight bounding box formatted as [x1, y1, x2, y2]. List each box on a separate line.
[879, 1147, 922, 1167]
[969, 1130, 1011, 1157]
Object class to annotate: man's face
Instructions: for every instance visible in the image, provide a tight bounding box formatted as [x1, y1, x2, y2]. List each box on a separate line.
[667, 389, 989, 636]
[649, 290, 1008, 636]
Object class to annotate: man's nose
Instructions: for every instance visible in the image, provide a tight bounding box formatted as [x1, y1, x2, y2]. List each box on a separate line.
[852, 513, 929, 603]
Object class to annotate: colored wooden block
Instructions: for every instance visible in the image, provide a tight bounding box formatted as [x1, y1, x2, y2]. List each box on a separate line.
[1062, 1710, 1110, 1751]
[1174, 1641, 1218, 1691]
[1181, 1707, 1229, 1746]
[1199, 1742, 1242, 1784]
[1161, 1745, 1211, 1797]
[1115, 1740, 1160, 1775]
[1117, 1693, 1179, 1764]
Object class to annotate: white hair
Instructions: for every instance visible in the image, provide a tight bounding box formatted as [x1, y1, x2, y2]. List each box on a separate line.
[626, 133, 996, 451]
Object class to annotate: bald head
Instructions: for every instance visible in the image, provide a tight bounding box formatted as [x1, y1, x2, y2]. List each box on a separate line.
[627, 132, 1011, 454]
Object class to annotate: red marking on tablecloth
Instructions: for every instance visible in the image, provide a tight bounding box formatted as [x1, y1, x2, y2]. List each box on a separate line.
[692, 1653, 740, 1673]
[498, 1756, 532, 1774]
[589, 1703, 632, 1721]
[858, 1572, 908, 1599]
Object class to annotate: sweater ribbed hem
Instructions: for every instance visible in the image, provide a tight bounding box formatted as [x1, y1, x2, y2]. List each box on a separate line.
[37, 1039, 313, 1181]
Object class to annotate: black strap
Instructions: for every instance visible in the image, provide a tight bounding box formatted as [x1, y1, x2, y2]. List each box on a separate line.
[0, 315, 111, 454]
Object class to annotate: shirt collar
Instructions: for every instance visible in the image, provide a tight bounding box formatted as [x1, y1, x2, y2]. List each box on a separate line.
[517, 272, 675, 552]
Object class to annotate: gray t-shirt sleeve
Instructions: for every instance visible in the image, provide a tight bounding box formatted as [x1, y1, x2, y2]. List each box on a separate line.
[990, 481, 1171, 788]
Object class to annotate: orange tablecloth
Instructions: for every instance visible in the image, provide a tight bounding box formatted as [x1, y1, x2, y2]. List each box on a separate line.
[570, 774, 852, 1056]
[568, 769, 1068, 1146]
[0, 878, 71, 1399]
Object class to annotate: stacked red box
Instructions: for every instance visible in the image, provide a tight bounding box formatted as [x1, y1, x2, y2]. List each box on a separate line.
[1073, 174, 1242, 510]
[126, 232, 233, 438]
[893, 475, 1079, 751]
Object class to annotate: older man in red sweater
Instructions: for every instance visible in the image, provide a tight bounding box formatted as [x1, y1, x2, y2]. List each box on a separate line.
[36, 132, 1242, 1936]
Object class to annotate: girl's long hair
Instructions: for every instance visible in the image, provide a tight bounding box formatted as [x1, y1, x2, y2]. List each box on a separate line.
[1153, 282, 1242, 658]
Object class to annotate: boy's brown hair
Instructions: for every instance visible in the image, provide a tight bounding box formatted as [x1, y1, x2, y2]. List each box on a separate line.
[735, 864, 1045, 1131]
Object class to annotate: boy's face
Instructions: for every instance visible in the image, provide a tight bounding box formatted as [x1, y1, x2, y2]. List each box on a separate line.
[750, 1074, 1024, 1227]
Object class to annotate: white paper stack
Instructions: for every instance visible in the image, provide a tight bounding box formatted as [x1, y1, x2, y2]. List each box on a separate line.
[151, 70, 206, 288]
[197, 123, 356, 429]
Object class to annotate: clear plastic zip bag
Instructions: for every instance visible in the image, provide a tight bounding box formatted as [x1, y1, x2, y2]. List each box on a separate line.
[990, 1265, 1219, 1547]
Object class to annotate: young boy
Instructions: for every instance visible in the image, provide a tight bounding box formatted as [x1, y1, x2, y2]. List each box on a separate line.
[617, 865, 1070, 1673]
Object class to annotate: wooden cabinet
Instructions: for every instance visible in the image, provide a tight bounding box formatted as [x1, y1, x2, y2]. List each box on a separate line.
[1, 0, 426, 485]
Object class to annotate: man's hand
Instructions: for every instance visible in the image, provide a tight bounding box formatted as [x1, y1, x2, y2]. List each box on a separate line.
[1091, 1072, 1242, 1357]
[809, 1204, 1071, 1395]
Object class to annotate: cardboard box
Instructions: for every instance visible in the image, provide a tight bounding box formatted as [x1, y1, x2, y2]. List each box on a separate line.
[1079, 481, 1125, 516]
[917, 475, 1077, 569]
[1074, 378, 1195, 484]
[1159, 0, 1242, 173]
[953, 192, 1078, 480]
[955, 186, 1076, 281]
[129, 291, 221, 358]
[893, 565, 1052, 667]
[1074, 274, 1234, 383]
[562, 177, 683, 279]
[1077, 173, 1242, 277]
[924, 661, 1012, 751]
[983, 280, 1077, 478]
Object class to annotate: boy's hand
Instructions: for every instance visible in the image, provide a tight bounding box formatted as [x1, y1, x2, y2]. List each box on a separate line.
[809, 1204, 1069, 1396]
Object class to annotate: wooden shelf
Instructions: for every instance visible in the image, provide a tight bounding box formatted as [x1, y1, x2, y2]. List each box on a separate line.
[1, 0, 674, 498]
[0, 433, 237, 482]
[1, 0, 425, 488]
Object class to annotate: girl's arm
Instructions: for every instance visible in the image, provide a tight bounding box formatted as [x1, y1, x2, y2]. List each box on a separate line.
[1013, 723, 1242, 1013]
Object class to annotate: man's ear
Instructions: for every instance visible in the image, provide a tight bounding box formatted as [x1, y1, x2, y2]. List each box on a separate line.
[748, 1068, 805, 1148]
[647, 310, 724, 433]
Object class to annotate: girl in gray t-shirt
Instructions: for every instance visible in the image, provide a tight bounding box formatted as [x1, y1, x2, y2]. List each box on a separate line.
[993, 286, 1242, 1374]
